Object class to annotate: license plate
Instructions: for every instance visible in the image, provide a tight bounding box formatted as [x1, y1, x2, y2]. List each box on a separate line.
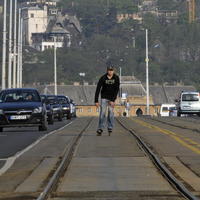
[10, 115, 28, 120]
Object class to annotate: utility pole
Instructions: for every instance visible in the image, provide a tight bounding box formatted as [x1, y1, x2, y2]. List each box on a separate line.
[8, 0, 13, 88]
[54, 37, 57, 95]
[1, 0, 7, 90]
[145, 29, 150, 115]
[13, 0, 17, 88]
[20, 17, 23, 87]
[119, 67, 122, 98]
[17, 8, 21, 88]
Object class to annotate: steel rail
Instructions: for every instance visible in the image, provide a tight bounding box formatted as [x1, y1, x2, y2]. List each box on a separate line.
[36, 117, 93, 200]
[117, 118, 199, 200]
[144, 116, 200, 134]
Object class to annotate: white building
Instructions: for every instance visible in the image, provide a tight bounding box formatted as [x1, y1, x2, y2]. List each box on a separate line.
[22, 5, 48, 45]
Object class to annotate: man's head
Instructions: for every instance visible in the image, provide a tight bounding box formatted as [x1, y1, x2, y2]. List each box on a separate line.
[107, 65, 114, 76]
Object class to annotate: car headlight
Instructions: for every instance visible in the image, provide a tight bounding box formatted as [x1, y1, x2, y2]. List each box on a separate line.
[0, 109, 4, 114]
[33, 107, 43, 113]
[63, 107, 69, 110]
[53, 107, 60, 111]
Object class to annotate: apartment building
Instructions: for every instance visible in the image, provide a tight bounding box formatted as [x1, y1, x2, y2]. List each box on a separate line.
[22, 5, 48, 45]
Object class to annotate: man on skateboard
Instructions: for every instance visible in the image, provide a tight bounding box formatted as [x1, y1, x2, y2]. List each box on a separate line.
[95, 65, 120, 136]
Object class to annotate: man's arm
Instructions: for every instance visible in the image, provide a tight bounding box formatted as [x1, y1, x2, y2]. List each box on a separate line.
[94, 77, 103, 103]
[111, 76, 120, 102]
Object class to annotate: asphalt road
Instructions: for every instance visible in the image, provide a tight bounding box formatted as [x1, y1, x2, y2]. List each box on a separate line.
[0, 119, 73, 159]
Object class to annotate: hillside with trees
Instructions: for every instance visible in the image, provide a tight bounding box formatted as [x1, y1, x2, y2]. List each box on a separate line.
[1, 0, 200, 88]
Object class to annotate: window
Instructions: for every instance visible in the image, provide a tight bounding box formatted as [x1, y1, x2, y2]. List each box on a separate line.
[182, 94, 199, 101]
[31, 13, 34, 18]
[36, 24, 38, 29]
[88, 108, 92, 112]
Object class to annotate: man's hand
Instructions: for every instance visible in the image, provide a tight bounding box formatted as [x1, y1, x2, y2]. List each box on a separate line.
[109, 101, 115, 108]
[95, 102, 100, 108]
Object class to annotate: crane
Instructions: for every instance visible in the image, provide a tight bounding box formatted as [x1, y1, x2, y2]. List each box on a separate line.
[187, 0, 196, 23]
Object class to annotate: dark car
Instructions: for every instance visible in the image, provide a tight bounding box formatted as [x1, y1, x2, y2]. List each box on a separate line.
[57, 95, 71, 119]
[41, 95, 54, 125]
[46, 95, 63, 121]
[0, 88, 47, 132]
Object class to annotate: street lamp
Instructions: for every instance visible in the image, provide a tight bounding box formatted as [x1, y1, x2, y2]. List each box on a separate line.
[54, 36, 57, 95]
[145, 29, 150, 115]
[79, 72, 86, 85]
[1, 0, 7, 89]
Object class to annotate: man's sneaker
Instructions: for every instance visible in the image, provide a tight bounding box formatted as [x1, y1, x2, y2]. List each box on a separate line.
[97, 129, 103, 136]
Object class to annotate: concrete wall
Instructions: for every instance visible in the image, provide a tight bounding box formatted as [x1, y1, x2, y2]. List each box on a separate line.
[76, 105, 160, 117]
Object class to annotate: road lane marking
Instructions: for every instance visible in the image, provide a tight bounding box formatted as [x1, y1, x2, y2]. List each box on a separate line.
[132, 118, 200, 155]
[0, 121, 74, 176]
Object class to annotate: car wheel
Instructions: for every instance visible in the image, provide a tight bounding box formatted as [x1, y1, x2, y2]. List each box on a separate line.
[197, 113, 200, 117]
[67, 113, 72, 120]
[0, 127, 3, 132]
[48, 115, 54, 125]
[177, 111, 181, 117]
[39, 116, 48, 131]
[58, 113, 63, 121]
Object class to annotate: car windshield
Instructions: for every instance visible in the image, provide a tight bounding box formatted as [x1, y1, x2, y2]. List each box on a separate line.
[182, 94, 199, 101]
[47, 96, 57, 104]
[169, 107, 176, 111]
[0, 90, 40, 103]
[58, 96, 69, 104]
[162, 107, 168, 112]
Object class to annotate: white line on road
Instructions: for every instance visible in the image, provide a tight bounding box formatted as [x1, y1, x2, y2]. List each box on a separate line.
[0, 121, 74, 176]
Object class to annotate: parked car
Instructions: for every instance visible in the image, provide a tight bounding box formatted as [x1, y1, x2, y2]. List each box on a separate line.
[40, 95, 54, 124]
[0, 88, 47, 131]
[46, 95, 63, 121]
[160, 104, 176, 117]
[70, 98, 77, 118]
[169, 106, 178, 117]
[176, 91, 200, 117]
[57, 95, 71, 119]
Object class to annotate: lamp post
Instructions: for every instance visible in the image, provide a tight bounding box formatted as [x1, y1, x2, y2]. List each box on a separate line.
[145, 29, 150, 115]
[1, 0, 7, 90]
[8, 0, 13, 88]
[54, 36, 57, 95]
[13, 0, 17, 88]
[17, 8, 21, 88]
[79, 72, 86, 85]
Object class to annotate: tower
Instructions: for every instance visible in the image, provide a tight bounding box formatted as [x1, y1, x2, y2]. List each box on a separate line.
[188, 0, 196, 23]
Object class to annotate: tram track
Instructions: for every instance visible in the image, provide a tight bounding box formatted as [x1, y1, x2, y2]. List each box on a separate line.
[143, 116, 200, 134]
[35, 117, 93, 200]
[116, 118, 199, 200]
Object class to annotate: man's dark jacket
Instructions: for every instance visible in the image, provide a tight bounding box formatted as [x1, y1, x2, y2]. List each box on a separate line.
[94, 73, 120, 103]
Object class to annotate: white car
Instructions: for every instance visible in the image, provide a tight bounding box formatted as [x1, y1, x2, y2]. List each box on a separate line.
[160, 104, 176, 117]
[176, 92, 200, 117]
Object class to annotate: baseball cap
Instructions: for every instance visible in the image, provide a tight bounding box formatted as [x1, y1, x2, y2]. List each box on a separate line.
[107, 65, 114, 71]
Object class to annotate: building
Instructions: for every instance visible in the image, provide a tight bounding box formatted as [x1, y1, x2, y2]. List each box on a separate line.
[22, 0, 57, 7]
[117, 13, 142, 23]
[138, 0, 158, 15]
[32, 12, 82, 51]
[157, 10, 178, 24]
[22, 5, 48, 45]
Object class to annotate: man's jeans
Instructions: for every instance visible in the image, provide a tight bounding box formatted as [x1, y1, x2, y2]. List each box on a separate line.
[98, 99, 114, 130]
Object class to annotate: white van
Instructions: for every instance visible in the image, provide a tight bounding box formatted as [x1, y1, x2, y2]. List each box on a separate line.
[177, 92, 200, 117]
[160, 104, 176, 117]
